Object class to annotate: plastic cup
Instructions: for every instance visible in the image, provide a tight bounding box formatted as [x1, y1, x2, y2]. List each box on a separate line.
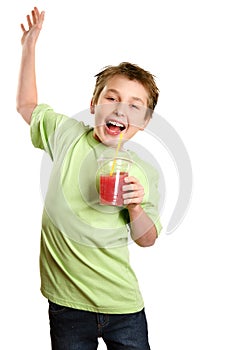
[98, 152, 132, 206]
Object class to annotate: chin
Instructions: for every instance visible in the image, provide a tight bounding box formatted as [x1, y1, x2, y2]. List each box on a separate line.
[102, 138, 120, 147]
[94, 131, 123, 147]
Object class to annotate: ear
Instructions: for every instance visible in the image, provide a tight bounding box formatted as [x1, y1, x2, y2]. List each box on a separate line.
[90, 99, 95, 114]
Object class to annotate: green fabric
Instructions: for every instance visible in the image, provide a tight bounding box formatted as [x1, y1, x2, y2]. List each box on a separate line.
[30, 104, 162, 313]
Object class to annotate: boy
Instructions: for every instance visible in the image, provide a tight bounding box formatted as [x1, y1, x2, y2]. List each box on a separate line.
[17, 7, 162, 350]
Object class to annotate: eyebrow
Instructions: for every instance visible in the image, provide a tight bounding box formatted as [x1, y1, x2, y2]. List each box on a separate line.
[105, 89, 145, 105]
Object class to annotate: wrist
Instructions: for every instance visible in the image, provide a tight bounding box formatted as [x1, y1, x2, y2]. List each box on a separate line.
[22, 39, 37, 52]
[127, 204, 142, 216]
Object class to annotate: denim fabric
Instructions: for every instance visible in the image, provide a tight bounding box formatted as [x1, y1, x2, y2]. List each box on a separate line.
[48, 301, 151, 350]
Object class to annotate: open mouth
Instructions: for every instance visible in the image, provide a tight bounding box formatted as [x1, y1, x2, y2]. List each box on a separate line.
[105, 120, 126, 135]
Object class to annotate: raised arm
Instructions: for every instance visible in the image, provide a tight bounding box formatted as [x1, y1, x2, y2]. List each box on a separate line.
[16, 7, 45, 124]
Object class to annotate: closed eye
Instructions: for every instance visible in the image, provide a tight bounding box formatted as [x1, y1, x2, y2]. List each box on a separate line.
[130, 104, 140, 110]
[106, 97, 117, 102]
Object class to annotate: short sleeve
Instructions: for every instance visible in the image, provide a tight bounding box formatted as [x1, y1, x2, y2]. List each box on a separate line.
[30, 104, 69, 159]
[141, 169, 162, 236]
[130, 153, 163, 236]
[141, 171, 163, 236]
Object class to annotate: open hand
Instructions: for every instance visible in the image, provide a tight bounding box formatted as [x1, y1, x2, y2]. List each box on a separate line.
[20, 7, 45, 46]
[122, 176, 145, 207]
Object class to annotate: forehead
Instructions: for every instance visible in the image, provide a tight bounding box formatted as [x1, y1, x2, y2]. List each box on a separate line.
[101, 75, 148, 104]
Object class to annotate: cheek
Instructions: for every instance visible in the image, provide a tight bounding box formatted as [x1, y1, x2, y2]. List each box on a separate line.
[94, 113, 102, 127]
[128, 112, 148, 128]
[124, 125, 140, 139]
[94, 107, 105, 127]
[96, 104, 115, 118]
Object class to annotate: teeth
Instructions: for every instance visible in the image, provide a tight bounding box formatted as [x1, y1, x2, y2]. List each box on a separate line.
[108, 121, 124, 127]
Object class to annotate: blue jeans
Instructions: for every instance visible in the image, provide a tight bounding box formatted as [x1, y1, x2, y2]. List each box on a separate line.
[48, 300, 151, 350]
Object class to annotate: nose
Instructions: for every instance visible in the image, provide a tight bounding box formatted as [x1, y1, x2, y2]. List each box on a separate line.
[114, 102, 127, 117]
[115, 110, 124, 117]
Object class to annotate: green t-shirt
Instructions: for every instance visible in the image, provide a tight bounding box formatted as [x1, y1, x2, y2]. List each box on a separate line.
[30, 104, 162, 313]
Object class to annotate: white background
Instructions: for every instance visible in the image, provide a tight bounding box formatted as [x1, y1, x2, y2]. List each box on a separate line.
[1, 0, 233, 349]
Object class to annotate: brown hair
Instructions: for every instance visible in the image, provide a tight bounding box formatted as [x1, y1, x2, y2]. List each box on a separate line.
[92, 62, 159, 117]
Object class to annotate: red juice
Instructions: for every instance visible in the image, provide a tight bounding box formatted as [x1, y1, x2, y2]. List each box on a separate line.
[99, 172, 128, 206]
